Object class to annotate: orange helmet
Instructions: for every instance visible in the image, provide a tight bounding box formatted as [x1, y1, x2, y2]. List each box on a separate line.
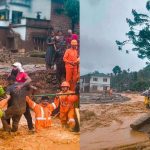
[71, 40, 78, 46]
[61, 81, 70, 88]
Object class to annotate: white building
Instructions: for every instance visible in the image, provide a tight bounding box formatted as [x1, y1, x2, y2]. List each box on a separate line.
[80, 73, 111, 93]
[0, 0, 51, 22]
[0, 0, 51, 51]
[0, 0, 51, 39]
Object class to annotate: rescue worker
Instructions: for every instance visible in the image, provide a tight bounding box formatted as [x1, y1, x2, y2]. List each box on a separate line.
[26, 96, 53, 132]
[63, 40, 79, 91]
[2, 75, 27, 132]
[7, 62, 34, 132]
[51, 81, 78, 132]
[0, 85, 5, 98]
[142, 88, 150, 108]
[76, 57, 80, 82]
[0, 95, 10, 118]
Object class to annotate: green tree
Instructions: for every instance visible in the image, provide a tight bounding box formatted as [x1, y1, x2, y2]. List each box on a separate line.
[111, 65, 150, 92]
[64, 0, 79, 31]
[112, 66, 122, 75]
[116, 1, 150, 62]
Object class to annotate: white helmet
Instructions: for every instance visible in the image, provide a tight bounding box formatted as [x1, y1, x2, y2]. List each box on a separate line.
[12, 62, 24, 72]
[12, 62, 22, 68]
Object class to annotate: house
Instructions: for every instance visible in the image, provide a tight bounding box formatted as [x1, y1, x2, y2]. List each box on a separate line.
[0, 0, 79, 52]
[0, 0, 52, 51]
[80, 72, 111, 93]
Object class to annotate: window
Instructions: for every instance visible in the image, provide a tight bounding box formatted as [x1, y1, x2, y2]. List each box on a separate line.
[103, 78, 108, 82]
[0, 0, 6, 5]
[10, 0, 31, 7]
[12, 11, 22, 24]
[0, 9, 9, 20]
[32, 36, 47, 51]
[93, 77, 98, 81]
[92, 85, 98, 91]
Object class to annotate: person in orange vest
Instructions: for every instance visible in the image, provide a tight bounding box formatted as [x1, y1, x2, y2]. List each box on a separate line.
[0, 95, 10, 118]
[51, 81, 78, 132]
[26, 96, 54, 132]
[63, 40, 79, 91]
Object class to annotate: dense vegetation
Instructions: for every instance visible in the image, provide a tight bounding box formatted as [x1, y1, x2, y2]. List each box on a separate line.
[111, 65, 150, 92]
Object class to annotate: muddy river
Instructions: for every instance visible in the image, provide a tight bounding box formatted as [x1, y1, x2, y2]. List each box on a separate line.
[80, 93, 149, 150]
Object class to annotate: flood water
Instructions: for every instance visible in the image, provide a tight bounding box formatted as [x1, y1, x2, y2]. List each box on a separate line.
[81, 115, 149, 150]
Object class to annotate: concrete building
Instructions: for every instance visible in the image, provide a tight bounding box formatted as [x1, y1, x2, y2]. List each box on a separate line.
[0, 0, 79, 52]
[0, 0, 51, 51]
[80, 73, 111, 93]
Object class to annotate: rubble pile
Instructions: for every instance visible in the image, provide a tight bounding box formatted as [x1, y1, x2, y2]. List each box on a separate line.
[0, 53, 15, 63]
[0, 75, 8, 88]
[28, 70, 60, 93]
[97, 93, 130, 103]
[0, 70, 60, 94]
[80, 93, 130, 104]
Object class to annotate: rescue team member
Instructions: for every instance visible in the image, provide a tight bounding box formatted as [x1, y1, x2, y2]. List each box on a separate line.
[142, 88, 150, 109]
[7, 62, 34, 132]
[26, 96, 54, 132]
[0, 95, 10, 118]
[51, 81, 78, 132]
[63, 40, 79, 91]
[1, 75, 27, 132]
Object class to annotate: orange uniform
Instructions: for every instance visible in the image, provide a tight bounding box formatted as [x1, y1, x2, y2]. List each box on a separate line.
[63, 48, 79, 91]
[0, 98, 8, 108]
[51, 91, 78, 129]
[26, 96, 53, 131]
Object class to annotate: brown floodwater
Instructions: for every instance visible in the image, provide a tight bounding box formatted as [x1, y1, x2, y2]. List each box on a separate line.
[81, 115, 149, 150]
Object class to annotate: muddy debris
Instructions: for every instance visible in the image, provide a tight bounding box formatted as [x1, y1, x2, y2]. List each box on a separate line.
[80, 93, 130, 104]
[80, 97, 148, 132]
[0, 70, 60, 94]
[80, 110, 97, 122]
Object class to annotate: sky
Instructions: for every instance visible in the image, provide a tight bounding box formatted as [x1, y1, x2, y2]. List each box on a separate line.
[80, 0, 149, 75]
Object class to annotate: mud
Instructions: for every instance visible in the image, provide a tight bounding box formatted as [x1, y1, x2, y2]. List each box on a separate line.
[80, 93, 130, 104]
[80, 93, 150, 149]
[0, 65, 79, 150]
[0, 115, 79, 150]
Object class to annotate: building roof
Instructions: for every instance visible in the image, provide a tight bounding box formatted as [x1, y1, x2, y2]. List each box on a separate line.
[81, 72, 110, 78]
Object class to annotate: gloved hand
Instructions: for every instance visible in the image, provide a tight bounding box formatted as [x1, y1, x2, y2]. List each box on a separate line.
[0, 109, 4, 118]
[0, 86, 5, 97]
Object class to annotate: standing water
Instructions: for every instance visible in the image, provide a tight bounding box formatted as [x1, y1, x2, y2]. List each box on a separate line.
[81, 115, 149, 150]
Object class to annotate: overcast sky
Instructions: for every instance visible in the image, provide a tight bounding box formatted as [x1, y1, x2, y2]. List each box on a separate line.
[80, 0, 149, 75]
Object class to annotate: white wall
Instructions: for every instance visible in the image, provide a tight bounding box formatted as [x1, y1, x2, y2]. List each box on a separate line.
[90, 76, 110, 85]
[90, 76, 110, 91]
[0, 20, 9, 26]
[8, 0, 51, 20]
[12, 26, 26, 40]
[31, 0, 51, 20]
[8, 5, 30, 22]
[0, 6, 6, 10]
